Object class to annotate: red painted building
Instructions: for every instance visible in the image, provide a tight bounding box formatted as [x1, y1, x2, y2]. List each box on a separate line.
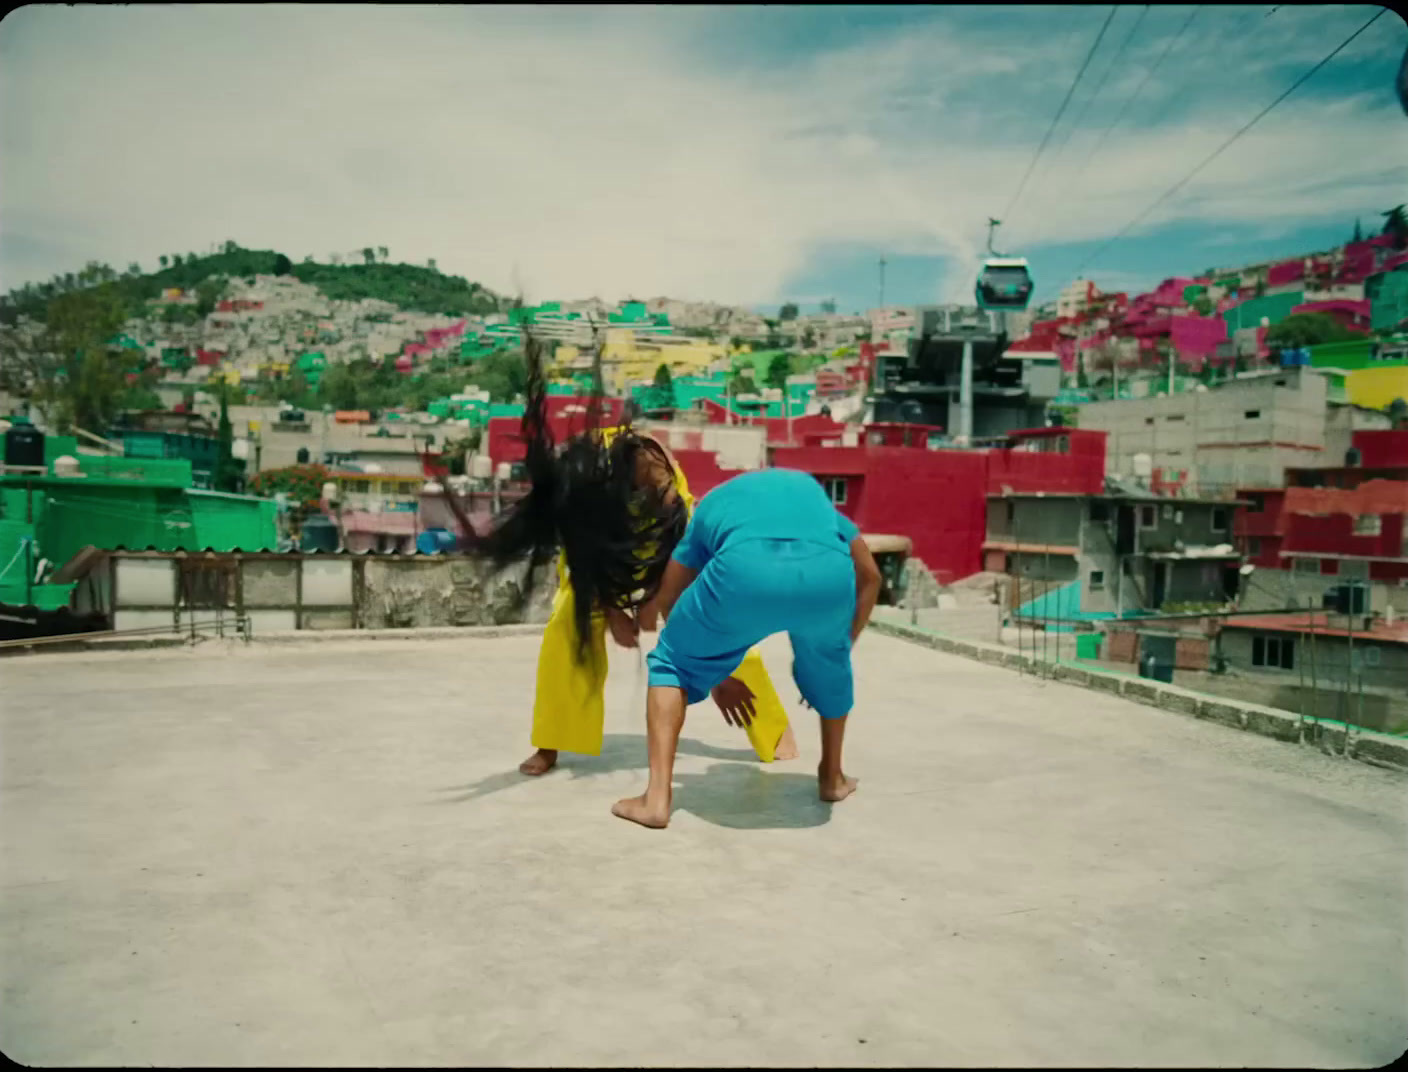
[484, 396, 627, 466]
[1234, 430, 1408, 583]
[483, 403, 1106, 583]
[768, 427, 1106, 583]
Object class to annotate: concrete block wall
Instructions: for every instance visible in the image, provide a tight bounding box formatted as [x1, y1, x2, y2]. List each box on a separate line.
[107, 552, 557, 635]
[870, 619, 1408, 773]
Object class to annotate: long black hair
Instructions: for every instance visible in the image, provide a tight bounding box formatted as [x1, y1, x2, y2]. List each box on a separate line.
[442, 329, 688, 659]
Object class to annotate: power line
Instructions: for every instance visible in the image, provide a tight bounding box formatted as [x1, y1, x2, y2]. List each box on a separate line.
[1072, 7, 1388, 278]
[1068, 5, 1202, 191]
[1000, 5, 1121, 229]
[1048, 6, 1152, 175]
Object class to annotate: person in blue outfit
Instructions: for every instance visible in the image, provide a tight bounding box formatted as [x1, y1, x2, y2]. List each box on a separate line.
[612, 466, 883, 829]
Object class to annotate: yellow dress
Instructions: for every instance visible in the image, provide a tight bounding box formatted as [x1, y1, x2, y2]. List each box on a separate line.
[529, 430, 792, 761]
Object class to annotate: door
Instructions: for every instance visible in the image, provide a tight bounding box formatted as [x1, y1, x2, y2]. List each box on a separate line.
[1152, 562, 1168, 609]
[1116, 506, 1135, 556]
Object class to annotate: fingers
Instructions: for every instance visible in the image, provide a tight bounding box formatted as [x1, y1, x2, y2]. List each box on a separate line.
[737, 697, 756, 727]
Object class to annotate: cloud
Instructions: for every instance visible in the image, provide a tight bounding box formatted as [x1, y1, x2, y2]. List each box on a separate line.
[1, 4, 1404, 309]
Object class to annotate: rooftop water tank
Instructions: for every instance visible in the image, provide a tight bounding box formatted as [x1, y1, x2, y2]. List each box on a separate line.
[4, 419, 44, 469]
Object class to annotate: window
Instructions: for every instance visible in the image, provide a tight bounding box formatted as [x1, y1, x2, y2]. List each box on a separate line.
[1251, 634, 1296, 670]
[1248, 537, 1262, 557]
[1145, 417, 1155, 426]
[1246, 494, 1264, 513]
[822, 477, 847, 505]
[1089, 501, 1110, 523]
[1244, 409, 1262, 419]
[1293, 558, 1320, 575]
[1090, 570, 1105, 590]
[1320, 559, 1339, 575]
[1212, 508, 1228, 533]
[1353, 514, 1382, 536]
[1353, 646, 1382, 669]
[1138, 505, 1157, 529]
[1165, 414, 1186, 422]
[1341, 560, 1370, 583]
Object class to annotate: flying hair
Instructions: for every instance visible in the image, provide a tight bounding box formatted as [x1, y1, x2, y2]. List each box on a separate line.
[440, 327, 688, 660]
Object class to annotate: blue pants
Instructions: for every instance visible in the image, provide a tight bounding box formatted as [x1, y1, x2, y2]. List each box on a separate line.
[647, 538, 856, 719]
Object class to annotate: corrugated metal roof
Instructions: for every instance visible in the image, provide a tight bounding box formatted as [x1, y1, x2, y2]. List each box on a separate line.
[1220, 613, 1408, 647]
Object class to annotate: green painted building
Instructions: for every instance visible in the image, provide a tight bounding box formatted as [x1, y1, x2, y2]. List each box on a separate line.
[0, 436, 279, 609]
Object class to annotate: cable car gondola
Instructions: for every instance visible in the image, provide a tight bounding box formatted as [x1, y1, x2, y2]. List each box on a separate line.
[975, 256, 1034, 312]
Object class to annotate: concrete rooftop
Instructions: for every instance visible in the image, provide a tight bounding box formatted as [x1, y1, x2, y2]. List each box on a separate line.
[2, 631, 1405, 1067]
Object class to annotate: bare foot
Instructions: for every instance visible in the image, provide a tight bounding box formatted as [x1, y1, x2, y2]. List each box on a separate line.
[611, 793, 670, 829]
[773, 724, 799, 762]
[519, 749, 558, 776]
[818, 769, 858, 802]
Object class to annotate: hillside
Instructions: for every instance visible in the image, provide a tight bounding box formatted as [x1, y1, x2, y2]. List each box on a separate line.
[0, 244, 506, 326]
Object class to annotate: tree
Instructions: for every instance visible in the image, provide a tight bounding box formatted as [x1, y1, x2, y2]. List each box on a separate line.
[363, 247, 376, 266]
[273, 253, 292, 276]
[765, 352, 790, 389]
[159, 255, 169, 270]
[43, 285, 135, 433]
[427, 258, 438, 273]
[377, 246, 389, 263]
[195, 278, 224, 318]
[820, 298, 837, 315]
[249, 463, 330, 508]
[801, 326, 817, 349]
[127, 262, 141, 277]
[1353, 218, 1363, 243]
[652, 363, 675, 408]
[729, 371, 756, 396]
[223, 240, 239, 255]
[779, 302, 799, 321]
[1382, 205, 1407, 250]
[213, 393, 242, 492]
[1265, 312, 1358, 350]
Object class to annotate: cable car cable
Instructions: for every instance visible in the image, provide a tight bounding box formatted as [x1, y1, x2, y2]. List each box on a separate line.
[999, 5, 1120, 229]
[1072, 6, 1387, 277]
[1047, 6, 1152, 176]
[1067, 5, 1202, 191]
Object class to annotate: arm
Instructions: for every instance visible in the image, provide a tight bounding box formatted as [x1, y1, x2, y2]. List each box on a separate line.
[849, 537, 882, 645]
[650, 558, 699, 625]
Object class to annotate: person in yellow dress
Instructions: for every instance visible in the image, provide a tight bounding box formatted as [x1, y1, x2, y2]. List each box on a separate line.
[518, 422, 798, 775]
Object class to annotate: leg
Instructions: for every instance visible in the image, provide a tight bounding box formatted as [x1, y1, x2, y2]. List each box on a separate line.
[791, 629, 858, 803]
[729, 648, 797, 763]
[523, 562, 609, 775]
[817, 714, 857, 802]
[612, 684, 687, 828]
[618, 566, 762, 827]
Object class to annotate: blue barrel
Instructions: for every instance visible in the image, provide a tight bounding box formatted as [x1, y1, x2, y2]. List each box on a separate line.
[416, 528, 458, 555]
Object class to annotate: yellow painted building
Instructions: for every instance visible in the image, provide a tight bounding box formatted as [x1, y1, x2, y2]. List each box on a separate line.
[1346, 365, 1408, 410]
[546, 332, 729, 391]
[599, 329, 726, 390]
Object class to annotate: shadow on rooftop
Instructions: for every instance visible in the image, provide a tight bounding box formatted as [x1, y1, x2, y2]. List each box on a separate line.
[434, 734, 833, 829]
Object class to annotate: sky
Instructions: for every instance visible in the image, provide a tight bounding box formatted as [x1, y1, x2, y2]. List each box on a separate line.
[1, 4, 1405, 315]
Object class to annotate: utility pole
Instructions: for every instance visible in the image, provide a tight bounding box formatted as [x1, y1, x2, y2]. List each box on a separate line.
[878, 255, 887, 312]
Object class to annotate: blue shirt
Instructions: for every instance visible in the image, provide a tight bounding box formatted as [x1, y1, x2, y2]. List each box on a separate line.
[672, 468, 860, 571]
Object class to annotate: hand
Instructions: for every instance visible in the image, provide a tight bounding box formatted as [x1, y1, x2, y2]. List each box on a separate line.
[606, 608, 639, 649]
[711, 676, 756, 728]
[637, 597, 661, 634]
